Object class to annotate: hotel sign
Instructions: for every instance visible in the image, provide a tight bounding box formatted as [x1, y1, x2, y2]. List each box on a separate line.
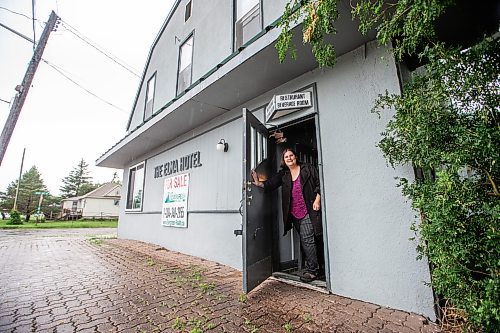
[265, 91, 312, 123]
[154, 151, 202, 179]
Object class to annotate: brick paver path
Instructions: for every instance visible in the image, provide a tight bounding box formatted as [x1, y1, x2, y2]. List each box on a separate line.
[0, 229, 441, 332]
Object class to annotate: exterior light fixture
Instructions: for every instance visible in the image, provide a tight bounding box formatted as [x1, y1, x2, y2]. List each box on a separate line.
[216, 139, 228, 152]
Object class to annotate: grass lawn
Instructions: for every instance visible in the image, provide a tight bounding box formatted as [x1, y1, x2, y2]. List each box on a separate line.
[0, 219, 118, 229]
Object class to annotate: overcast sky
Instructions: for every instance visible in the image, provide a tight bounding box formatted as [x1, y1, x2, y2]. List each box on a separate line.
[0, 0, 175, 195]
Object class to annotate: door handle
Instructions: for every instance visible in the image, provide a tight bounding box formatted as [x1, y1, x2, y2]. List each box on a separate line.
[239, 199, 243, 216]
[253, 227, 262, 239]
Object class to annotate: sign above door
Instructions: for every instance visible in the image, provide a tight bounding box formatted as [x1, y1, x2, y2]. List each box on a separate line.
[265, 91, 313, 123]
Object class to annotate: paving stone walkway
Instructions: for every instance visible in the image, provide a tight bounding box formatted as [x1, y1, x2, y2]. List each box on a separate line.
[0, 229, 441, 332]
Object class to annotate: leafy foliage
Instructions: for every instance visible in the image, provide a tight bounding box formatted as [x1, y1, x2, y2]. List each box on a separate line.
[352, 0, 455, 60]
[276, 0, 338, 67]
[7, 210, 22, 225]
[376, 37, 499, 331]
[60, 159, 98, 198]
[277, 0, 456, 66]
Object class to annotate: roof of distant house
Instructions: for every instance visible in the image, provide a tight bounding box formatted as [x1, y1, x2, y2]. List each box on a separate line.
[61, 182, 121, 202]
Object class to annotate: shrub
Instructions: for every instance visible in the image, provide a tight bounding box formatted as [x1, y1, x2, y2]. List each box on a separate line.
[376, 37, 499, 331]
[7, 210, 22, 225]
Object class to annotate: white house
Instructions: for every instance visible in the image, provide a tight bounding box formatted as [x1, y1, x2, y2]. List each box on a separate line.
[61, 182, 121, 219]
[96, 0, 445, 319]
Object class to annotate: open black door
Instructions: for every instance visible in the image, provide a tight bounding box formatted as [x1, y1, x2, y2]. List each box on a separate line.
[242, 108, 274, 293]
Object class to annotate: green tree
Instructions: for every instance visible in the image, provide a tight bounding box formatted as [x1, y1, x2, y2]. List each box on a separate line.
[277, 1, 499, 330]
[0, 166, 50, 221]
[42, 194, 62, 217]
[60, 159, 97, 198]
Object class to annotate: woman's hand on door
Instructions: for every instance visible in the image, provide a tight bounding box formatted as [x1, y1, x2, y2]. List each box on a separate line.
[251, 170, 264, 188]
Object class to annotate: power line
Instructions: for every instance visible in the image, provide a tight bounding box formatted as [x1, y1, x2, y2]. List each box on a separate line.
[0, 98, 11, 104]
[60, 20, 141, 78]
[31, 0, 36, 51]
[0, 21, 35, 43]
[0, 6, 140, 79]
[0, 6, 34, 20]
[41, 58, 127, 113]
[1, 15, 129, 114]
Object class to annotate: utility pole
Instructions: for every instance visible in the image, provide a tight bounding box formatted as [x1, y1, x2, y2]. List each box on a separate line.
[0, 11, 59, 166]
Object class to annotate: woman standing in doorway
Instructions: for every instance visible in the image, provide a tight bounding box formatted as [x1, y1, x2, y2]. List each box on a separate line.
[251, 148, 323, 282]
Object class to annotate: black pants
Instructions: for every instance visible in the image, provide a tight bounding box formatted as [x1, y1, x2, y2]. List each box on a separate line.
[293, 214, 321, 275]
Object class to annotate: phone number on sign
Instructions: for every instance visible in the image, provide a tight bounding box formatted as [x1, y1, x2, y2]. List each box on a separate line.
[163, 206, 185, 219]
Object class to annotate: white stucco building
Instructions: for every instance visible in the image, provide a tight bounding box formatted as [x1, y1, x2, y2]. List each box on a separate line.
[97, 0, 444, 319]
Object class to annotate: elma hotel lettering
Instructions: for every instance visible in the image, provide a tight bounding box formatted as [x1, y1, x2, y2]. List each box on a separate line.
[154, 151, 202, 178]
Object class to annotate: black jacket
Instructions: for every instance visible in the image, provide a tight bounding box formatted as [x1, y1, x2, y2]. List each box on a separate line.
[264, 163, 322, 236]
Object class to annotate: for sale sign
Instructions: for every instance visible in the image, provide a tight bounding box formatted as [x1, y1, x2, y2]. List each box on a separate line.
[162, 173, 189, 228]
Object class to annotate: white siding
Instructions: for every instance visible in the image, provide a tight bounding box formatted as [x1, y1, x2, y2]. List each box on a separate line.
[82, 198, 119, 218]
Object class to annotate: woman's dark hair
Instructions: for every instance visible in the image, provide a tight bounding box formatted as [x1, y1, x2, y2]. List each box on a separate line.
[280, 148, 299, 168]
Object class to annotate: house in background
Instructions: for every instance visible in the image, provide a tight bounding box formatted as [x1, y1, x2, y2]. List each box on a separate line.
[61, 182, 121, 219]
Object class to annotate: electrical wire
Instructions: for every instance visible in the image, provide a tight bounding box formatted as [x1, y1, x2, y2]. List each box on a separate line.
[0, 98, 11, 104]
[0, 6, 140, 79]
[1, 7, 135, 114]
[60, 20, 141, 78]
[31, 0, 36, 51]
[0, 21, 34, 43]
[0, 6, 34, 20]
[41, 58, 127, 113]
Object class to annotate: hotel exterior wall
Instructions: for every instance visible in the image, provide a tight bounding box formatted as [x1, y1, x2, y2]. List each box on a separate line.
[118, 213, 243, 269]
[262, 0, 288, 27]
[119, 38, 435, 318]
[214, 42, 435, 318]
[128, 0, 233, 132]
[315, 42, 435, 319]
[119, 113, 244, 270]
[190, 0, 233, 81]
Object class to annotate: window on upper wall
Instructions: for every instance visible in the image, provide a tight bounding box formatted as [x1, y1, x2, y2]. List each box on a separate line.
[177, 35, 193, 95]
[126, 162, 145, 211]
[234, 0, 261, 50]
[144, 73, 156, 121]
[185, 0, 192, 22]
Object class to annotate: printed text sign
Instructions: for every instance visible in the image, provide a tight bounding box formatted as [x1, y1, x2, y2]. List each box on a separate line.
[162, 173, 189, 228]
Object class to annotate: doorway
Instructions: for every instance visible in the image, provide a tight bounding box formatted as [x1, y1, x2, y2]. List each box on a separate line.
[269, 116, 326, 290]
[242, 109, 327, 293]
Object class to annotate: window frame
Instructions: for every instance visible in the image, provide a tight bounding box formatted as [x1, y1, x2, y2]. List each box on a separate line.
[185, 0, 192, 22]
[233, 0, 263, 51]
[176, 33, 195, 96]
[143, 72, 157, 121]
[125, 161, 145, 212]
